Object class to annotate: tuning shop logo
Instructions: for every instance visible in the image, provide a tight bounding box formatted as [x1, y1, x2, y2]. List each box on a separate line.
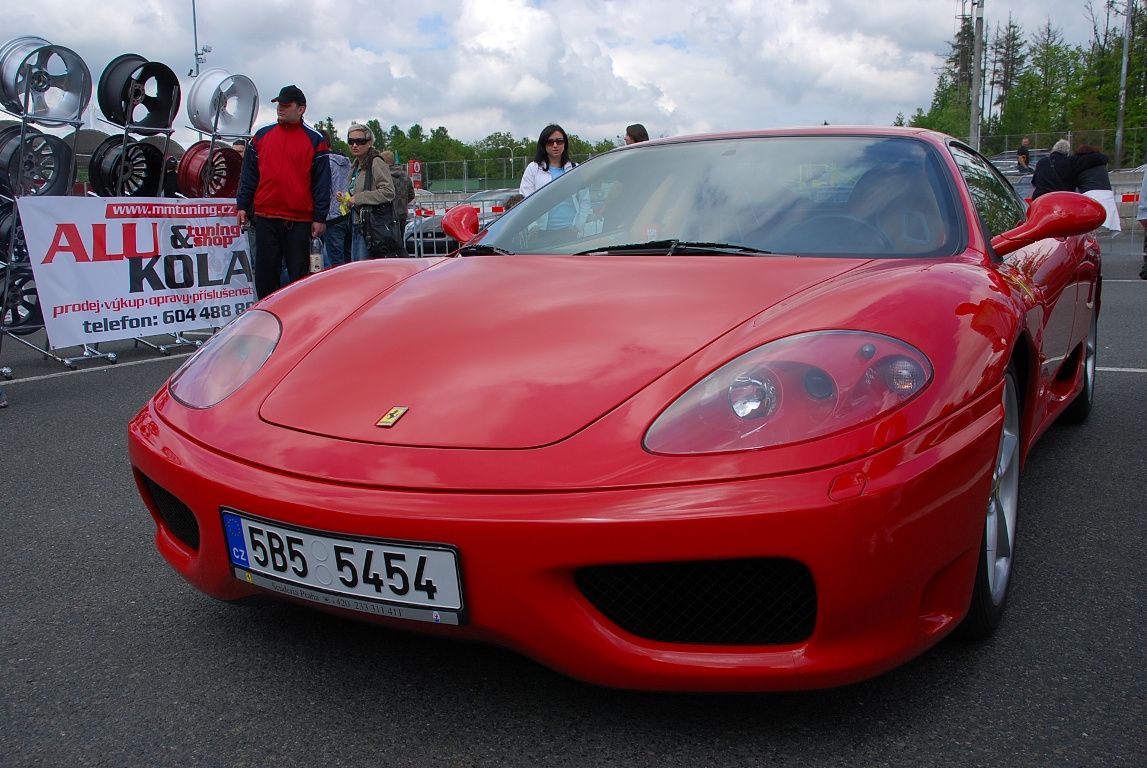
[170, 224, 242, 250]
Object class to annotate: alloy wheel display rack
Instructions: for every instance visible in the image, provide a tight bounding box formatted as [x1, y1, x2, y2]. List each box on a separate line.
[0, 54, 117, 373]
[134, 73, 257, 356]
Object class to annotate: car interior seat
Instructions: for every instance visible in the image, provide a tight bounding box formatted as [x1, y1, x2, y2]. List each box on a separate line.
[845, 163, 946, 253]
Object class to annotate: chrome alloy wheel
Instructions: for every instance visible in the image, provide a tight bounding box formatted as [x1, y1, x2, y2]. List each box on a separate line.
[1080, 314, 1096, 405]
[985, 373, 1020, 604]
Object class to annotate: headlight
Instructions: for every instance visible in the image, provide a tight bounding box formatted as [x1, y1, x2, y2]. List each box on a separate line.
[168, 310, 281, 409]
[644, 331, 932, 455]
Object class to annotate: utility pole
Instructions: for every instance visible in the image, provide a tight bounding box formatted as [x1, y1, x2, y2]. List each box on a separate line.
[969, 0, 985, 151]
[190, 0, 211, 78]
[1115, 0, 1133, 169]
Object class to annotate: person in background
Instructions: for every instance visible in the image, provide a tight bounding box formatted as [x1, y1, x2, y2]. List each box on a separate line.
[1072, 144, 1120, 232]
[625, 124, 649, 144]
[1031, 138, 1075, 199]
[381, 150, 413, 258]
[320, 127, 353, 267]
[519, 124, 590, 244]
[342, 123, 395, 261]
[232, 139, 246, 158]
[503, 193, 524, 211]
[235, 85, 330, 298]
[1016, 136, 1031, 172]
[1138, 169, 1147, 279]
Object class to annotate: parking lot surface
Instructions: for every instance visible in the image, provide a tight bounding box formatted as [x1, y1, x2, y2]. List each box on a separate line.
[2, 232, 1145, 766]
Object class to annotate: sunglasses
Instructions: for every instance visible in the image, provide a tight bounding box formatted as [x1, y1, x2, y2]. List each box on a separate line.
[546, 138, 565, 146]
[347, 137, 370, 146]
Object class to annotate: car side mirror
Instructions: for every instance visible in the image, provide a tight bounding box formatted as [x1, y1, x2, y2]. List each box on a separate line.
[991, 191, 1106, 257]
[442, 205, 480, 244]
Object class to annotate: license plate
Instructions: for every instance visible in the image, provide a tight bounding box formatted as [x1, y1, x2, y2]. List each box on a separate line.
[221, 509, 464, 625]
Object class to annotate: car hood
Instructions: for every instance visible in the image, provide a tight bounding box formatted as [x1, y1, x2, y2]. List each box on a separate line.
[259, 255, 866, 449]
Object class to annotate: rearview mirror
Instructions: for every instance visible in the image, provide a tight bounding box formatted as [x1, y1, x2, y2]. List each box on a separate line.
[991, 191, 1106, 257]
[442, 205, 480, 245]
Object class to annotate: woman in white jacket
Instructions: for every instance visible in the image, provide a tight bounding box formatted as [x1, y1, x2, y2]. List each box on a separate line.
[519, 124, 589, 243]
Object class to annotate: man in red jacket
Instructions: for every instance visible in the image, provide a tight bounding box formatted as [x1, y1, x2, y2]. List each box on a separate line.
[236, 85, 330, 298]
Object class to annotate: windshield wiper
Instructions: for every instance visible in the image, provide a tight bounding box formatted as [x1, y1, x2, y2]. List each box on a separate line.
[456, 244, 514, 255]
[575, 239, 771, 256]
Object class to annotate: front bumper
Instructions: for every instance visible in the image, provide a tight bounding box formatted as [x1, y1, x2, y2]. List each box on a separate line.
[128, 383, 1003, 692]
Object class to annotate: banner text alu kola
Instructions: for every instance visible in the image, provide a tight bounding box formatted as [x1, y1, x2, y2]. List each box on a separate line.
[17, 197, 256, 348]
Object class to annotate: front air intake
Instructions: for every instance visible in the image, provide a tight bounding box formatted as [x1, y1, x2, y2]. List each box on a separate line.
[140, 475, 200, 551]
[576, 558, 816, 646]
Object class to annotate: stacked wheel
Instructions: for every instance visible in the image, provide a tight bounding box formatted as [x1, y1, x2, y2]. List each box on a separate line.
[97, 54, 180, 132]
[186, 67, 258, 135]
[177, 141, 243, 198]
[0, 38, 90, 121]
[88, 135, 165, 197]
[0, 201, 29, 264]
[0, 125, 74, 197]
[0, 265, 41, 334]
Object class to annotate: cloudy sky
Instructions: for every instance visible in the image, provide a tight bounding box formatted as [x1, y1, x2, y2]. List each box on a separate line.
[1, 0, 1117, 147]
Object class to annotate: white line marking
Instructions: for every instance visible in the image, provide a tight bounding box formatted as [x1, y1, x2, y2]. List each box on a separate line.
[1098, 367, 1147, 373]
[1, 352, 191, 386]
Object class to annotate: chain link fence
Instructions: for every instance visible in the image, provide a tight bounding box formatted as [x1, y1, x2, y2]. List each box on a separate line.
[973, 128, 1147, 169]
[412, 154, 597, 193]
[414, 130, 1147, 191]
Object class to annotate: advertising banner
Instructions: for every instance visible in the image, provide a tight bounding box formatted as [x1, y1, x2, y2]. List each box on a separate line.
[17, 197, 256, 349]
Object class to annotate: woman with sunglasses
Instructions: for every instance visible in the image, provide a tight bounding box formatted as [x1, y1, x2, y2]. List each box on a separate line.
[519, 124, 589, 243]
[343, 123, 395, 260]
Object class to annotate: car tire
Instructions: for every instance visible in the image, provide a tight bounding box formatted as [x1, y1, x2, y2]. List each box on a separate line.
[957, 364, 1021, 640]
[1060, 310, 1097, 424]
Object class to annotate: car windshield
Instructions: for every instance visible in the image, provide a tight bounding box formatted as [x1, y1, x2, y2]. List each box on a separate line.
[479, 135, 962, 258]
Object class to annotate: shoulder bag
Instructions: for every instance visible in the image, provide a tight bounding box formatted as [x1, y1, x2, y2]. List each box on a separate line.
[357, 156, 401, 258]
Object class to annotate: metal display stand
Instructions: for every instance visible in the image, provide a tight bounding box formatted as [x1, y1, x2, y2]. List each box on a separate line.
[134, 74, 256, 355]
[0, 45, 117, 372]
[134, 71, 257, 355]
[96, 57, 206, 357]
[107, 84, 192, 356]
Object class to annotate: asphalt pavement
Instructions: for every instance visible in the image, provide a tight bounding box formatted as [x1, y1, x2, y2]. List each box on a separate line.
[1, 234, 1145, 766]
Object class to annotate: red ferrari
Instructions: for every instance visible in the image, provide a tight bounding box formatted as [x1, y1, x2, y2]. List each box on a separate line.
[129, 127, 1105, 691]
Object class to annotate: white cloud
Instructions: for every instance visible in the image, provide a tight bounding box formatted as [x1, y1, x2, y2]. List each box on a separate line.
[0, 0, 1113, 148]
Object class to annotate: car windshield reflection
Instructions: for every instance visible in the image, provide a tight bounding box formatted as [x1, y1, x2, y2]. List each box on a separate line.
[482, 135, 963, 258]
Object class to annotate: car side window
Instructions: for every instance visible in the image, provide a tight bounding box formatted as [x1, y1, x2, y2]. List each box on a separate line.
[949, 143, 1027, 238]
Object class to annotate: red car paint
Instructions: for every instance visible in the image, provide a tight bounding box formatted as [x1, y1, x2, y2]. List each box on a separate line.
[129, 127, 1104, 691]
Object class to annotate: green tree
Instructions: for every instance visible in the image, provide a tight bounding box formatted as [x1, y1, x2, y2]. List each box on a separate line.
[315, 117, 350, 157]
[1024, 19, 1080, 132]
[988, 18, 1027, 134]
[908, 15, 975, 135]
[365, 119, 386, 150]
[422, 126, 472, 162]
[589, 138, 619, 155]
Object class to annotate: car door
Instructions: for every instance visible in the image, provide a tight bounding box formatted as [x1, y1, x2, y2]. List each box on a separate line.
[948, 143, 1081, 407]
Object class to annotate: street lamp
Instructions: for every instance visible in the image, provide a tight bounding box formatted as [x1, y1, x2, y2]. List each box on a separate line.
[189, 0, 212, 77]
[497, 145, 514, 180]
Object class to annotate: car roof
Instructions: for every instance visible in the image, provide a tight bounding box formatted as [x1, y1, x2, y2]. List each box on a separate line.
[630, 125, 951, 146]
[464, 188, 519, 201]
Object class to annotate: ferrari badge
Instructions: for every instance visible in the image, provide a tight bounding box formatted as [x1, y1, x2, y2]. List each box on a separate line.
[376, 407, 409, 427]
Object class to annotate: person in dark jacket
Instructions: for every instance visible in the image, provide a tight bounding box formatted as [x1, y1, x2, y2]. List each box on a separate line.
[1073, 144, 1120, 231]
[1072, 145, 1111, 192]
[1016, 136, 1031, 172]
[235, 85, 331, 298]
[1031, 138, 1075, 199]
[381, 150, 413, 257]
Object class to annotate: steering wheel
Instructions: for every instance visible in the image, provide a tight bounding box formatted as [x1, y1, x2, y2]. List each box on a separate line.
[799, 214, 896, 252]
